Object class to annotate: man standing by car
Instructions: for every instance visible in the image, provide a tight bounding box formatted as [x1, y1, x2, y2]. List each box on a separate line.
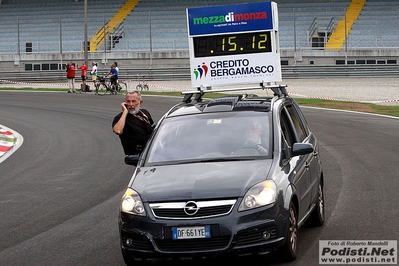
[112, 91, 155, 156]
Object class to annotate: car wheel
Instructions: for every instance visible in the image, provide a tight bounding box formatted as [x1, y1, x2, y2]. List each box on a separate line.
[278, 202, 298, 261]
[306, 182, 325, 227]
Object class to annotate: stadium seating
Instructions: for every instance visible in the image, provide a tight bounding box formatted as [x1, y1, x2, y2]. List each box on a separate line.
[104, 0, 353, 51]
[0, 0, 126, 53]
[348, 0, 399, 48]
[0, 0, 398, 54]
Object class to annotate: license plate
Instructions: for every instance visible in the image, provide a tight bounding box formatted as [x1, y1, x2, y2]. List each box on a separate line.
[172, 226, 211, 240]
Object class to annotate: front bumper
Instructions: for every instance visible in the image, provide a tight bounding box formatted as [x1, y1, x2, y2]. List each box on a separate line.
[119, 203, 288, 259]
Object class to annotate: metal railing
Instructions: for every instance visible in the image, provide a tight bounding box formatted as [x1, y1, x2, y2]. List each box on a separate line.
[1, 65, 398, 85]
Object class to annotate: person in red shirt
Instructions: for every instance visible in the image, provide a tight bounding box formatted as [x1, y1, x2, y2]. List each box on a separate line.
[79, 61, 89, 91]
[66, 62, 76, 93]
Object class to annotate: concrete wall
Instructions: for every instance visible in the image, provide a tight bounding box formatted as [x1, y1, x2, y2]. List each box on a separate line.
[1, 48, 398, 72]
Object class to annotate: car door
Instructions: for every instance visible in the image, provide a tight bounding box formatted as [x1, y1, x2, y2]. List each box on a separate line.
[291, 102, 321, 204]
[280, 107, 312, 221]
[285, 102, 320, 216]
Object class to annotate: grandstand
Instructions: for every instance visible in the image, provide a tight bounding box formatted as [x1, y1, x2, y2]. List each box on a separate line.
[0, 0, 398, 75]
[347, 0, 399, 48]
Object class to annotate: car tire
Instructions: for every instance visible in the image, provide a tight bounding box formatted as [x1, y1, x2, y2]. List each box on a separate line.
[306, 182, 325, 227]
[278, 202, 298, 261]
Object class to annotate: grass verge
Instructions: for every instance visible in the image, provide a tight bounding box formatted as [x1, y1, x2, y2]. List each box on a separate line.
[2, 87, 399, 118]
[294, 98, 399, 117]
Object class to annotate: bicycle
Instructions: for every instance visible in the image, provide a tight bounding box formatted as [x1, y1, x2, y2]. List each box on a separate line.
[136, 75, 149, 91]
[115, 80, 128, 94]
[95, 76, 118, 95]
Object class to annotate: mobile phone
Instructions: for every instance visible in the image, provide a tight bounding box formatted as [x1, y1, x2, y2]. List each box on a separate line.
[124, 104, 128, 108]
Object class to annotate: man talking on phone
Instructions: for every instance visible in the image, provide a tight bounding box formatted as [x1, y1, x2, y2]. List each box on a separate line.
[112, 91, 155, 156]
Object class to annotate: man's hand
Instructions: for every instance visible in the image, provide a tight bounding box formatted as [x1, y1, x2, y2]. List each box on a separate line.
[113, 103, 128, 135]
[256, 144, 268, 155]
[121, 102, 128, 112]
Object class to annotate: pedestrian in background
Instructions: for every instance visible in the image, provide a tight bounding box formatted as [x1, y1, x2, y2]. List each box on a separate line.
[90, 61, 98, 89]
[66, 62, 76, 93]
[79, 61, 89, 91]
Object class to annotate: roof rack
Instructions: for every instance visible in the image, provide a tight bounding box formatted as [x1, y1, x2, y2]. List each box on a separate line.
[182, 83, 288, 103]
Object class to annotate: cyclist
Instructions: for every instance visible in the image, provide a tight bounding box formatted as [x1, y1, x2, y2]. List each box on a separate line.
[114, 61, 121, 92]
[106, 63, 118, 94]
[114, 61, 119, 75]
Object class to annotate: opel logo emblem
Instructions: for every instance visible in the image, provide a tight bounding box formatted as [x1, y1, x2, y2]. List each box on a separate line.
[184, 201, 199, 216]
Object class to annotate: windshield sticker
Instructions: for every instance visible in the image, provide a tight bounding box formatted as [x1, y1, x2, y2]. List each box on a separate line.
[207, 119, 222, 124]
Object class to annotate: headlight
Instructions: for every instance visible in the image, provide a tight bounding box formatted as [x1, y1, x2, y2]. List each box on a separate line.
[121, 188, 146, 216]
[238, 180, 276, 211]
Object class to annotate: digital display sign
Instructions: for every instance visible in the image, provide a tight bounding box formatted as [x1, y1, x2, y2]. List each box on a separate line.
[193, 31, 272, 57]
[187, 1, 281, 87]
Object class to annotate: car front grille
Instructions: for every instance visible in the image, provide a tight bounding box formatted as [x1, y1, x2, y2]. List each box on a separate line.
[155, 236, 231, 252]
[150, 199, 236, 219]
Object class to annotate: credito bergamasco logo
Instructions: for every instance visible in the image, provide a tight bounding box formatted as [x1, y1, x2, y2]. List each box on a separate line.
[193, 62, 209, 80]
[194, 59, 275, 80]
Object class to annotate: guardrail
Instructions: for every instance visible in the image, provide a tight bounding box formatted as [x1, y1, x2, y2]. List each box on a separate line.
[1, 65, 398, 84]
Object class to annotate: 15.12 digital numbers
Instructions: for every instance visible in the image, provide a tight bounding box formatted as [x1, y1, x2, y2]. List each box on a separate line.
[193, 31, 272, 58]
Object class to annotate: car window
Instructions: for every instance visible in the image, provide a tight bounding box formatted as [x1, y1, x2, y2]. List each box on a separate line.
[292, 102, 311, 136]
[285, 104, 308, 142]
[146, 112, 271, 164]
[280, 108, 295, 148]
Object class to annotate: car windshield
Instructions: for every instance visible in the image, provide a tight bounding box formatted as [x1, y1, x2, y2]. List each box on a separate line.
[146, 111, 271, 164]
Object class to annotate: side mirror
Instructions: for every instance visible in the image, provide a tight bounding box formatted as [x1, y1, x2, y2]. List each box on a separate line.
[124, 154, 140, 166]
[291, 143, 314, 157]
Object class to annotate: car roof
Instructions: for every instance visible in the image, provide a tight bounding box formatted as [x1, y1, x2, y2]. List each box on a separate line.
[166, 84, 289, 118]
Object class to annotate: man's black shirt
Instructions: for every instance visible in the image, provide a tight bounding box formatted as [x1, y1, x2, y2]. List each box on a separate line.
[112, 109, 154, 155]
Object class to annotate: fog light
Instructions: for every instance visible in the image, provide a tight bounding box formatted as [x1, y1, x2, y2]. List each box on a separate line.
[262, 231, 271, 240]
[125, 238, 133, 246]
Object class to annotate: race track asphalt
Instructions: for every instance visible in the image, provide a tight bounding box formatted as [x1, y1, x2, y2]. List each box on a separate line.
[0, 91, 398, 266]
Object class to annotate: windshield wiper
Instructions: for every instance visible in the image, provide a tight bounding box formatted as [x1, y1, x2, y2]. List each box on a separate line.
[148, 157, 257, 166]
[176, 157, 256, 164]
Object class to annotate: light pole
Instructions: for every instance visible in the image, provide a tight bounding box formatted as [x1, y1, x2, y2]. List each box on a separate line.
[60, 15, 63, 67]
[84, 0, 88, 64]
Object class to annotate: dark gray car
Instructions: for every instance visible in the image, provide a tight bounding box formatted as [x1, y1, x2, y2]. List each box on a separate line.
[119, 85, 325, 265]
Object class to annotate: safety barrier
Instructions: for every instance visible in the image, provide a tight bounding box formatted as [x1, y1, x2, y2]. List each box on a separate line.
[0, 65, 398, 85]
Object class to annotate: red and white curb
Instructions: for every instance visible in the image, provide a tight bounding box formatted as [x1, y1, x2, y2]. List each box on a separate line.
[0, 125, 23, 163]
